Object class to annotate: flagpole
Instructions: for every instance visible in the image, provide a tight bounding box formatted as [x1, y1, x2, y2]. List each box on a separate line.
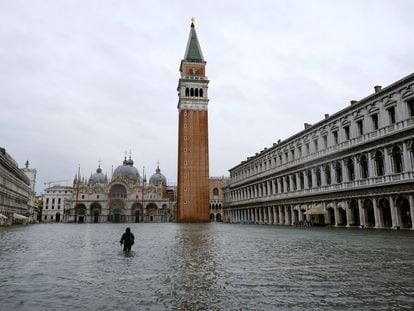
[142, 166, 145, 222]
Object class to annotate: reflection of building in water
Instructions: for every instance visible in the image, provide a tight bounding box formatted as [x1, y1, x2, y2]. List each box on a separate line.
[209, 177, 229, 222]
[0, 147, 33, 225]
[64, 156, 176, 223]
[224, 74, 414, 229]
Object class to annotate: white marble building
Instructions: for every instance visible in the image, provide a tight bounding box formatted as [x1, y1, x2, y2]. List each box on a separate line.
[224, 73, 414, 229]
[42, 185, 73, 222]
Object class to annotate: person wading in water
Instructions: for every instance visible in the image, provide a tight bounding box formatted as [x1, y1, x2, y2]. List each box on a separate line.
[120, 227, 135, 252]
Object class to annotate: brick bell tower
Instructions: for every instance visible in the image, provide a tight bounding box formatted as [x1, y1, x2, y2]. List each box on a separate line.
[176, 19, 210, 222]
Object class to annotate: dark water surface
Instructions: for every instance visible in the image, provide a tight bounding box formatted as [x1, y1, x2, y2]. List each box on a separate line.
[1, 224, 413, 310]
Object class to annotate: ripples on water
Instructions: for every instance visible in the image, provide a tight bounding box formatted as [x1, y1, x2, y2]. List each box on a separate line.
[0, 224, 413, 310]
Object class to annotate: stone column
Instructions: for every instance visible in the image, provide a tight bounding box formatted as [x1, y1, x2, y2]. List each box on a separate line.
[285, 206, 290, 225]
[346, 206, 352, 227]
[355, 155, 361, 180]
[311, 168, 317, 188]
[321, 166, 326, 186]
[367, 152, 374, 179]
[342, 160, 348, 183]
[283, 177, 287, 193]
[291, 206, 295, 225]
[403, 141, 411, 172]
[334, 201, 339, 226]
[373, 198, 381, 228]
[295, 173, 301, 191]
[358, 199, 366, 228]
[409, 194, 414, 229]
[331, 163, 337, 185]
[304, 172, 309, 189]
[272, 206, 276, 224]
[272, 180, 276, 195]
[384, 147, 392, 175]
[390, 196, 399, 228]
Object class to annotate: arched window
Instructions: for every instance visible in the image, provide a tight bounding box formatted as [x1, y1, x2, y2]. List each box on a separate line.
[360, 155, 369, 179]
[391, 146, 403, 173]
[316, 168, 321, 187]
[307, 170, 313, 188]
[335, 162, 342, 183]
[286, 176, 290, 192]
[374, 151, 384, 176]
[325, 165, 331, 185]
[200, 88, 203, 97]
[190, 88, 194, 96]
[195, 88, 199, 97]
[292, 175, 297, 191]
[185, 88, 189, 96]
[347, 158, 355, 181]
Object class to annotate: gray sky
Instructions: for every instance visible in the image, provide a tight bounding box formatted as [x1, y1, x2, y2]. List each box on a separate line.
[1, 0, 413, 193]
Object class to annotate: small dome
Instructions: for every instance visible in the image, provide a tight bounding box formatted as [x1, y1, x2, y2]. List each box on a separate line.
[113, 156, 140, 183]
[90, 166, 106, 184]
[149, 164, 167, 186]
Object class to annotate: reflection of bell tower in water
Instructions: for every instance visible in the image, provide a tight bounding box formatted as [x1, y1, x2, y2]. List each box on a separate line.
[176, 20, 210, 222]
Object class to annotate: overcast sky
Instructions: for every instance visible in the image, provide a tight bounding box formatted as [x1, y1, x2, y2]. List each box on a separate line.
[1, 0, 413, 193]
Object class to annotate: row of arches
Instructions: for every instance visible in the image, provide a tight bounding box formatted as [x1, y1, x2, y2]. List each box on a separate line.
[210, 213, 222, 222]
[72, 202, 170, 223]
[228, 143, 413, 202]
[225, 194, 413, 229]
[185, 87, 203, 97]
[232, 94, 414, 182]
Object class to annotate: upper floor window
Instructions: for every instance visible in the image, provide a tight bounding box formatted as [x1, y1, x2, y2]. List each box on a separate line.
[315, 168, 321, 187]
[357, 120, 363, 136]
[291, 149, 295, 160]
[307, 170, 313, 188]
[58, 198, 61, 204]
[46, 198, 49, 204]
[322, 136, 328, 149]
[407, 98, 414, 117]
[335, 161, 342, 183]
[374, 151, 385, 176]
[360, 155, 369, 179]
[185, 88, 189, 96]
[333, 131, 338, 145]
[387, 106, 396, 124]
[371, 114, 379, 130]
[298, 146, 302, 158]
[285, 152, 289, 163]
[325, 165, 331, 185]
[52, 198, 55, 204]
[213, 188, 219, 196]
[391, 146, 403, 173]
[344, 126, 350, 140]
[347, 158, 355, 181]
[305, 143, 310, 155]
[314, 140, 319, 152]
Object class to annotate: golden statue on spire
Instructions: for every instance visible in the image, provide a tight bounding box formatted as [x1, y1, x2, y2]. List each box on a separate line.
[191, 17, 195, 24]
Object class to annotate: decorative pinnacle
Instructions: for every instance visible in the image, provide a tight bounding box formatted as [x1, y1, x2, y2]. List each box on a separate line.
[191, 17, 195, 26]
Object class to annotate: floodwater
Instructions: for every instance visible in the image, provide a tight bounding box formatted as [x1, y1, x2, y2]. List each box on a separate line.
[1, 224, 413, 311]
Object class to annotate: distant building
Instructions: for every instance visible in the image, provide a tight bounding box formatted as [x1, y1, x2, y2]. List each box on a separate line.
[209, 177, 230, 222]
[42, 185, 73, 223]
[21, 160, 38, 223]
[224, 73, 414, 229]
[64, 157, 176, 223]
[0, 147, 31, 225]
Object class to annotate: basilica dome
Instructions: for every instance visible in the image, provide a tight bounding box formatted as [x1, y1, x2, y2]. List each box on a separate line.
[113, 157, 140, 183]
[149, 165, 167, 186]
[90, 166, 107, 184]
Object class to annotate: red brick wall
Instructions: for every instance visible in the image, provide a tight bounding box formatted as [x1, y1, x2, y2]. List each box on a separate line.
[177, 109, 210, 222]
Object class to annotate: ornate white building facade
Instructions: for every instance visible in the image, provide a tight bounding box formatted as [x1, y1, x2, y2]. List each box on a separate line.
[223, 73, 414, 230]
[64, 157, 176, 223]
[42, 185, 73, 223]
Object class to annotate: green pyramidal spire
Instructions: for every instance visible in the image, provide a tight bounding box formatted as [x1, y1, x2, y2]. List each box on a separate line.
[184, 20, 204, 62]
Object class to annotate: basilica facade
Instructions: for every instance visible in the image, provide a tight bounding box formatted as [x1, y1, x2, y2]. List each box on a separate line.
[64, 156, 176, 223]
[223, 73, 414, 230]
